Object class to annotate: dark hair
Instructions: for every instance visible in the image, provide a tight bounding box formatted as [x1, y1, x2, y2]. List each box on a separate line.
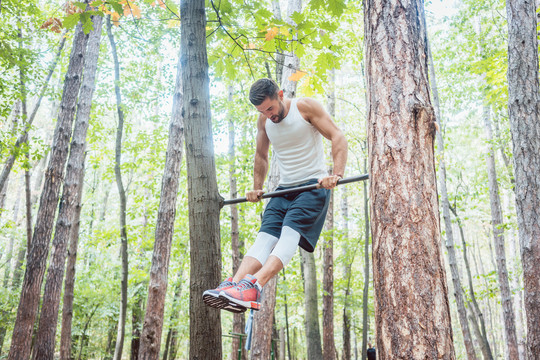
[249, 78, 280, 105]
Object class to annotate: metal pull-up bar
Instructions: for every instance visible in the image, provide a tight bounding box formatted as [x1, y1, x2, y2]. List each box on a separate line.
[222, 173, 369, 206]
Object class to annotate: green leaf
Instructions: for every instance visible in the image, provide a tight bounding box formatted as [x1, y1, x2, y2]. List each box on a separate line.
[63, 13, 81, 29]
[74, 1, 88, 10]
[111, 2, 123, 15]
[81, 13, 95, 34]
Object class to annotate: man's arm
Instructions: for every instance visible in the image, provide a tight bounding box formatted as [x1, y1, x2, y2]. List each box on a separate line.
[247, 114, 270, 202]
[297, 98, 348, 188]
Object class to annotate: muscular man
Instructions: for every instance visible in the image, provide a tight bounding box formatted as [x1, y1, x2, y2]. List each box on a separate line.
[203, 78, 347, 312]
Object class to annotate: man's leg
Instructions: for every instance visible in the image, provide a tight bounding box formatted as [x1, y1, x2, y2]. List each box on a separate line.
[221, 226, 300, 309]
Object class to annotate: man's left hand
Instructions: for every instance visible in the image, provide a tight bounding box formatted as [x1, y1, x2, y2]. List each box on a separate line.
[318, 175, 341, 189]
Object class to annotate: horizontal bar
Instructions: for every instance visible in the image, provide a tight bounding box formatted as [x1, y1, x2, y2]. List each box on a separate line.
[222, 173, 369, 206]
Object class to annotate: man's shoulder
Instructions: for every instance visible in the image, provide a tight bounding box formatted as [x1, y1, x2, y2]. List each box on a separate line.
[296, 97, 323, 121]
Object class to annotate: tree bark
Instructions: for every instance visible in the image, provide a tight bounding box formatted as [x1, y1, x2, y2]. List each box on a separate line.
[322, 69, 336, 360]
[361, 158, 370, 360]
[180, 0, 223, 357]
[32, 15, 101, 360]
[8, 18, 89, 360]
[228, 85, 247, 360]
[364, 0, 455, 358]
[341, 187, 352, 360]
[59, 164, 86, 360]
[505, 1, 540, 358]
[427, 40, 477, 360]
[106, 15, 129, 360]
[301, 250, 323, 360]
[138, 46, 185, 360]
[481, 104, 519, 360]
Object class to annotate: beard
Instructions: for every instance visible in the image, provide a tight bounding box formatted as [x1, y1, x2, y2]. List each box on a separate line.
[270, 101, 286, 123]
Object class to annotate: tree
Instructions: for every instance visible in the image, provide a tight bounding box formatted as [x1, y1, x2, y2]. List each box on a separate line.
[32, 14, 103, 360]
[138, 46, 185, 359]
[8, 15, 90, 360]
[181, 0, 223, 357]
[106, 15, 129, 360]
[505, 1, 540, 358]
[364, 0, 455, 358]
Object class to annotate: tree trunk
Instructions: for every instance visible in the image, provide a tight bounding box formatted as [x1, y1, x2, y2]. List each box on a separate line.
[228, 85, 247, 360]
[301, 250, 323, 360]
[250, 156, 280, 360]
[481, 105, 519, 360]
[361, 158, 370, 360]
[8, 17, 89, 360]
[505, 1, 540, 358]
[181, 0, 222, 357]
[106, 16, 129, 360]
[32, 15, 102, 360]
[341, 187, 351, 360]
[138, 46, 185, 360]
[59, 164, 86, 360]
[427, 40, 478, 360]
[450, 206, 494, 360]
[162, 266, 184, 360]
[322, 68, 336, 360]
[364, 0, 455, 358]
[0, 31, 68, 196]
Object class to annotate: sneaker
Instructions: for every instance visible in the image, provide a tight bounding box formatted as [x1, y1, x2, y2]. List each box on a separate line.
[219, 274, 262, 310]
[203, 278, 247, 314]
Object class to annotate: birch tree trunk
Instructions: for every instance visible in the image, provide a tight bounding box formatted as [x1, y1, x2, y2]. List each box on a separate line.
[481, 105, 519, 360]
[322, 68, 336, 360]
[181, 0, 223, 357]
[427, 40, 477, 360]
[8, 17, 89, 360]
[32, 16, 102, 360]
[505, 1, 540, 358]
[106, 16, 129, 360]
[138, 46, 185, 360]
[364, 0, 455, 358]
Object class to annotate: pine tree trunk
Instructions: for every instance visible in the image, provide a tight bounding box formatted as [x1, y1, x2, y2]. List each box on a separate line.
[481, 105, 519, 360]
[138, 45, 185, 360]
[322, 68, 336, 360]
[106, 16, 129, 360]
[364, 0, 455, 358]
[32, 15, 102, 360]
[505, 1, 540, 358]
[8, 18, 89, 360]
[427, 40, 478, 360]
[450, 206, 494, 360]
[59, 165, 86, 360]
[181, 0, 223, 357]
[361, 158, 370, 360]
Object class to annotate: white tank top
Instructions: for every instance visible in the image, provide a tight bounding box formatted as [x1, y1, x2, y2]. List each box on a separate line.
[265, 99, 328, 186]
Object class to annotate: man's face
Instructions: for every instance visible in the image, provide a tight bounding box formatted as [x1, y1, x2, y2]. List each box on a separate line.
[255, 93, 286, 123]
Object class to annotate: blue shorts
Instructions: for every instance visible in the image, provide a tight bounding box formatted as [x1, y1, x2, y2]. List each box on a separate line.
[259, 179, 331, 252]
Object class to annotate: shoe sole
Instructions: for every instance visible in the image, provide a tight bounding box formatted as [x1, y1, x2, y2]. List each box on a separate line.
[219, 293, 261, 311]
[203, 293, 247, 314]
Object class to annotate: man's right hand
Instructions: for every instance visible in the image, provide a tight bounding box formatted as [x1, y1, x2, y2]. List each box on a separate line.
[246, 190, 265, 202]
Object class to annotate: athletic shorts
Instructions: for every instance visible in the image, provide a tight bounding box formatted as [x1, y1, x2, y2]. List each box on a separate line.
[259, 178, 331, 252]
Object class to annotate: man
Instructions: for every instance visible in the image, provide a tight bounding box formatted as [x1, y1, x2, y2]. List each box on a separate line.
[203, 78, 347, 312]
